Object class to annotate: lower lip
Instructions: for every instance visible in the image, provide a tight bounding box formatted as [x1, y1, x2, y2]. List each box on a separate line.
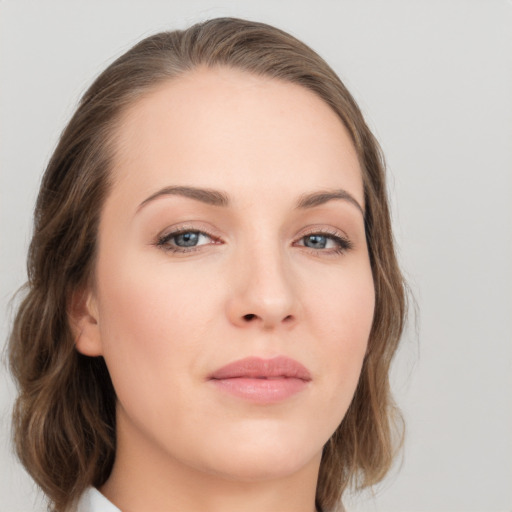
[210, 377, 309, 403]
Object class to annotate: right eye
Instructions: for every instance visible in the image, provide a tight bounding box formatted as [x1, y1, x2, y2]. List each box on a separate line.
[156, 229, 217, 253]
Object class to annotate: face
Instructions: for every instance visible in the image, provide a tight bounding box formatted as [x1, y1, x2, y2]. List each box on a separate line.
[76, 67, 375, 483]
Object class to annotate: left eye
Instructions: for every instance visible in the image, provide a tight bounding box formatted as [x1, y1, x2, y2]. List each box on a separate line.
[295, 232, 352, 253]
[300, 234, 332, 249]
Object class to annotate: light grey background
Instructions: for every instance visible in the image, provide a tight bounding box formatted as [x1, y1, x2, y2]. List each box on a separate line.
[1, 1, 511, 511]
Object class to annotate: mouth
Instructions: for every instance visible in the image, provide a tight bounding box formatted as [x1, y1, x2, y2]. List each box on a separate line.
[208, 356, 311, 403]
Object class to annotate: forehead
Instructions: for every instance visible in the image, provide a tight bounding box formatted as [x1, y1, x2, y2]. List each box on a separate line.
[109, 66, 364, 209]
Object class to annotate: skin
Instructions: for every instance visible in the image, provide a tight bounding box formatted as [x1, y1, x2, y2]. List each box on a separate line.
[74, 67, 375, 512]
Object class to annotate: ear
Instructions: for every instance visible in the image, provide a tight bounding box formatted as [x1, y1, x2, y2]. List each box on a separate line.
[68, 286, 103, 357]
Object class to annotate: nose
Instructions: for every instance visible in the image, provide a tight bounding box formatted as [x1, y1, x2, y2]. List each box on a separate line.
[225, 244, 300, 330]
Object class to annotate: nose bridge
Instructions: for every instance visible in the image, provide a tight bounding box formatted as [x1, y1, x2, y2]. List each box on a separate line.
[227, 228, 298, 329]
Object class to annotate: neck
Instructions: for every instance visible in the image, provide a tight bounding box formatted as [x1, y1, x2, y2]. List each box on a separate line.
[100, 408, 322, 512]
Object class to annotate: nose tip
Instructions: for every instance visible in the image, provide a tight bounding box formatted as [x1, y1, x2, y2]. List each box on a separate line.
[226, 256, 299, 330]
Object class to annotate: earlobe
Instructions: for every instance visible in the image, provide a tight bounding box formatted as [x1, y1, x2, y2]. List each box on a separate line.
[68, 287, 103, 357]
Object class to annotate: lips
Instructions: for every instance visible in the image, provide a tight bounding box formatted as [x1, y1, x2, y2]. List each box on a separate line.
[208, 356, 311, 403]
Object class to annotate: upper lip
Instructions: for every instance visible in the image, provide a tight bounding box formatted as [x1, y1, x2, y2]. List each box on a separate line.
[208, 356, 312, 381]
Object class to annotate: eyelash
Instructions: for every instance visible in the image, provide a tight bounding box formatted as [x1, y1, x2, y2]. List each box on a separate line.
[155, 226, 353, 256]
[155, 227, 220, 254]
[296, 228, 353, 256]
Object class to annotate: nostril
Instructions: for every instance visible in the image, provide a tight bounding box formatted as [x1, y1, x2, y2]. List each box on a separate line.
[243, 314, 256, 321]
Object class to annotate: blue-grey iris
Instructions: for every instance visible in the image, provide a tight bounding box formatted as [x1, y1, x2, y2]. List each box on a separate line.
[304, 235, 327, 249]
[175, 232, 200, 247]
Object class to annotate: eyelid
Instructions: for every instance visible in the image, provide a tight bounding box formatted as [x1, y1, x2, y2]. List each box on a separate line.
[153, 222, 353, 256]
[297, 225, 350, 240]
[156, 222, 222, 240]
[154, 223, 223, 253]
[293, 225, 354, 255]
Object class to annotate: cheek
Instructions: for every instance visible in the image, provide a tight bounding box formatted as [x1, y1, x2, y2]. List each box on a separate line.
[97, 248, 216, 338]
[307, 258, 375, 343]
[305, 263, 375, 404]
[94, 253, 220, 410]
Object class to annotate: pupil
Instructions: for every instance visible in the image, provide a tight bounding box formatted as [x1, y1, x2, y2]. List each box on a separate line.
[176, 232, 199, 247]
[305, 235, 327, 249]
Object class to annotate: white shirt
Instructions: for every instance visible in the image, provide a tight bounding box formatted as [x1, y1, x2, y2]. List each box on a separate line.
[76, 487, 121, 512]
[75, 486, 331, 512]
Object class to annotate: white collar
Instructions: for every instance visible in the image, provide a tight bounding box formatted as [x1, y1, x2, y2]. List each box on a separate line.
[76, 487, 121, 512]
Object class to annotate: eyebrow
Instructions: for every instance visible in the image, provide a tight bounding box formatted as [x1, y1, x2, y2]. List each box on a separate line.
[137, 185, 364, 216]
[295, 189, 364, 215]
[138, 186, 229, 210]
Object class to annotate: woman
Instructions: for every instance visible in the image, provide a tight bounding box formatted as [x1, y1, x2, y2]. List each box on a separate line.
[8, 17, 406, 512]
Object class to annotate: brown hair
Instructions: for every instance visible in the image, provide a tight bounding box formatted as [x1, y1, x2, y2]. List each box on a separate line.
[8, 17, 406, 512]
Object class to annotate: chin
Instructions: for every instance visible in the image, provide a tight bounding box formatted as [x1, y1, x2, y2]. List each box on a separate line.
[196, 428, 323, 482]
[210, 454, 317, 483]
